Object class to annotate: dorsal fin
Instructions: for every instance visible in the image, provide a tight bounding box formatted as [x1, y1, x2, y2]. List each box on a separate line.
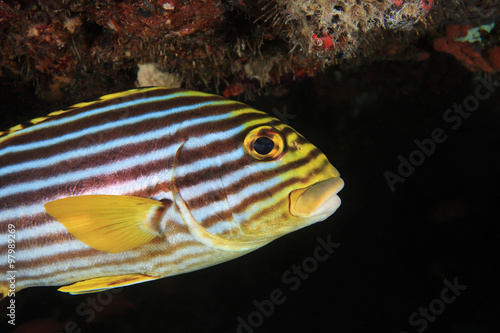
[0, 116, 51, 141]
[0, 87, 166, 144]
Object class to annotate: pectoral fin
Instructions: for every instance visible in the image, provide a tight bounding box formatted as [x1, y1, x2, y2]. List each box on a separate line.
[44, 195, 169, 253]
[58, 274, 160, 295]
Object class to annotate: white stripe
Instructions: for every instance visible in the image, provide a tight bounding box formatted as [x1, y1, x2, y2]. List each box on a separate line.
[0, 146, 318, 249]
[0, 143, 176, 199]
[0, 146, 239, 199]
[17, 243, 210, 282]
[0, 91, 206, 155]
[19, 239, 96, 263]
[167, 233, 195, 245]
[206, 221, 238, 235]
[0, 108, 240, 176]
[0, 116, 271, 199]
[0, 145, 242, 244]
[0, 145, 317, 245]
[16, 238, 208, 270]
[0, 169, 173, 223]
[18, 252, 215, 288]
[0, 204, 46, 223]
[0, 134, 315, 267]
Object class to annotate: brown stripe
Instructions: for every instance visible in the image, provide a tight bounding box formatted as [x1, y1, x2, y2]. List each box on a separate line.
[183, 148, 323, 210]
[0, 112, 275, 222]
[13, 221, 195, 267]
[0, 94, 239, 168]
[197, 158, 331, 229]
[1, 88, 185, 146]
[231, 158, 332, 215]
[1, 121, 319, 231]
[16, 238, 209, 282]
[1, 107, 265, 183]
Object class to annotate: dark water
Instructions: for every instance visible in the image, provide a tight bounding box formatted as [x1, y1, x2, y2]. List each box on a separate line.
[1, 51, 499, 333]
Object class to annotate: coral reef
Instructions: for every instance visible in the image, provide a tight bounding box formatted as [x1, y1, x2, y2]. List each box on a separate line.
[0, 0, 499, 113]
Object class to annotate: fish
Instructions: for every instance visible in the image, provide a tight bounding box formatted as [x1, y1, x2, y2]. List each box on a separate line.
[0, 87, 344, 298]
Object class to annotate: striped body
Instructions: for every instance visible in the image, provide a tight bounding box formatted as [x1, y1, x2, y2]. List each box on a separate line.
[0, 88, 342, 297]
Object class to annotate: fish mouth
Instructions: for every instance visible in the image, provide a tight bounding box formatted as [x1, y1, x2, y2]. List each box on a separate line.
[289, 177, 344, 218]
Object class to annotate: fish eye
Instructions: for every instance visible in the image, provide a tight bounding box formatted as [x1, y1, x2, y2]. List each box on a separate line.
[244, 126, 285, 161]
[254, 137, 274, 155]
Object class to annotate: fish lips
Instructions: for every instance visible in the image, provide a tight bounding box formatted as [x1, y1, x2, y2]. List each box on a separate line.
[289, 177, 344, 218]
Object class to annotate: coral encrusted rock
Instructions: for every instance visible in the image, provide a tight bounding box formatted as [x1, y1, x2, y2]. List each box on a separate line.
[0, 0, 499, 109]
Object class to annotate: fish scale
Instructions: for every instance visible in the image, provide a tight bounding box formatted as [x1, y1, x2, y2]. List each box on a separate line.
[0, 87, 344, 297]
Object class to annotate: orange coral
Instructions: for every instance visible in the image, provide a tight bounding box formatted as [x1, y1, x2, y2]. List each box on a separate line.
[223, 83, 245, 98]
[433, 24, 497, 73]
[487, 46, 500, 71]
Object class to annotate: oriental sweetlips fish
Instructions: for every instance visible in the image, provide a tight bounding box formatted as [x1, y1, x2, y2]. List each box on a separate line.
[0, 87, 344, 298]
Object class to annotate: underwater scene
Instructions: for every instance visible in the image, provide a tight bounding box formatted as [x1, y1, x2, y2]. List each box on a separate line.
[1, 1, 499, 333]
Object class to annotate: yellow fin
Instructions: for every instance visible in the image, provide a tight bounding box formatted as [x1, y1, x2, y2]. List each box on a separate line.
[44, 195, 168, 253]
[58, 274, 160, 295]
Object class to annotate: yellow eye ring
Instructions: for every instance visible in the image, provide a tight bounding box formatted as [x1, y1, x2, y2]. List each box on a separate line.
[244, 126, 285, 161]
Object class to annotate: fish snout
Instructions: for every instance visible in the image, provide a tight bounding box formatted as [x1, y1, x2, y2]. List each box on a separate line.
[289, 177, 344, 218]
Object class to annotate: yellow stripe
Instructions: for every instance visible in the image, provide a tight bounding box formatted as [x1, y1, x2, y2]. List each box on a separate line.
[30, 116, 50, 125]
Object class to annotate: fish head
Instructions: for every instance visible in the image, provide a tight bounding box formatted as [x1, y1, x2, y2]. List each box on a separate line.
[226, 119, 344, 243]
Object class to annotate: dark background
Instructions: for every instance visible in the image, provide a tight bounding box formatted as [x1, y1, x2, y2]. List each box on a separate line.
[1, 45, 499, 333]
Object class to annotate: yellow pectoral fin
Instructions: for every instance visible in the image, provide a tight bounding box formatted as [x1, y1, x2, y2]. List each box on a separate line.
[44, 195, 169, 253]
[58, 274, 160, 295]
